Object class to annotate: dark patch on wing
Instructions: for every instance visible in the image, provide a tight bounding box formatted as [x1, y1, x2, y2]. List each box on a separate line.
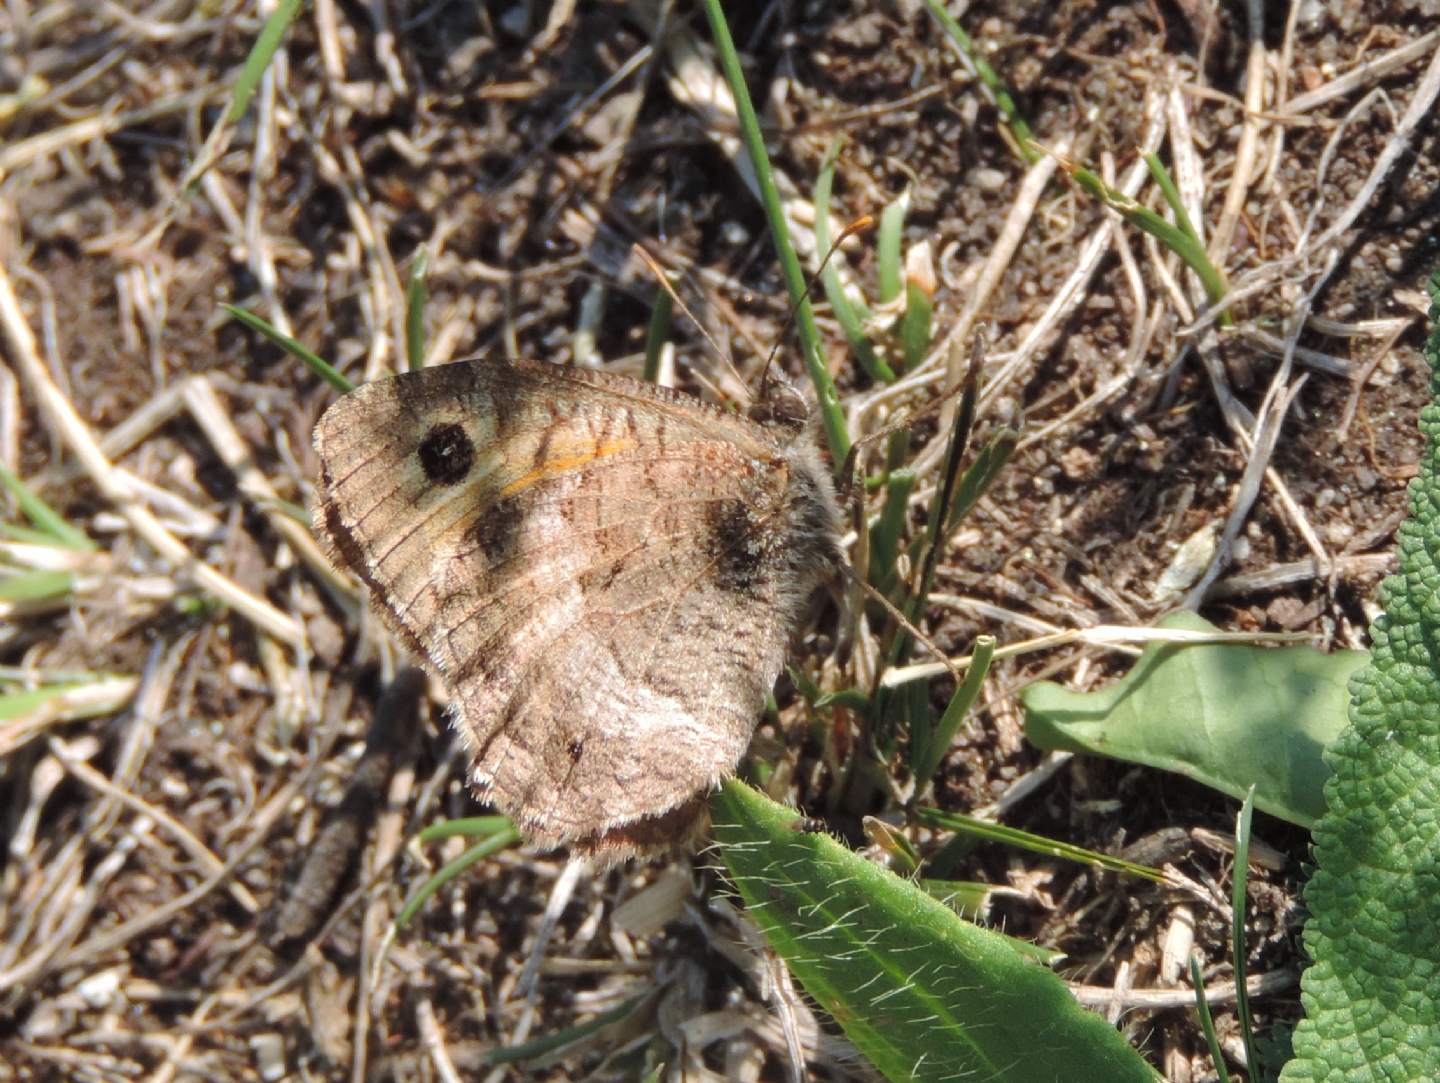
[567, 739, 584, 763]
[467, 494, 526, 563]
[417, 423, 474, 485]
[706, 498, 767, 594]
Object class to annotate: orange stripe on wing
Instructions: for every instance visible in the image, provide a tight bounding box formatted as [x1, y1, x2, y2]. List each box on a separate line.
[496, 438, 638, 499]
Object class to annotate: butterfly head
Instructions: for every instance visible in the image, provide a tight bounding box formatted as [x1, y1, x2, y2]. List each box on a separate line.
[746, 370, 811, 440]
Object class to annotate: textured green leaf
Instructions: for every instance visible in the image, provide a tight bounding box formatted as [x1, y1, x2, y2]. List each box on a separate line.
[1021, 611, 1363, 827]
[713, 781, 1159, 1083]
[1282, 271, 1440, 1082]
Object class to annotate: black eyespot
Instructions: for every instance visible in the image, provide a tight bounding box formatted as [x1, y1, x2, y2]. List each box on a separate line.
[417, 423, 474, 485]
[567, 739, 584, 763]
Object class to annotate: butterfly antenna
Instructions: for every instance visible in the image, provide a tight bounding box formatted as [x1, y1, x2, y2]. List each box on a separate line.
[632, 244, 747, 392]
[758, 214, 874, 395]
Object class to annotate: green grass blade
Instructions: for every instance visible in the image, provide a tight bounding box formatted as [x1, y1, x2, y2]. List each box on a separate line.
[945, 429, 1017, 535]
[911, 635, 994, 788]
[1143, 153, 1230, 314]
[484, 993, 650, 1066]
[916, 806, 1166, 883]
[922, 0, 1037, 161]
[813, 141, 893, 383]
[1065, 158, 1229, 320]
[876, 193, 907, 304]
[0, 464, 95, 551]
[1189, 956, 1234, 1083]
[642, 280, 675, 385]
[699, 0, 850, 467]
[222, 303, 353, 392]
[392, 825, 520, 931]
[900, 277, 933, 374]
[713, 780, 1161, 1083]
[226, 0, 305, 124]
[415, 815, 515, 842]
[0, 569, 74, 603]
[1232, 788, 1261, 1078]
[867, 468, 915, 588]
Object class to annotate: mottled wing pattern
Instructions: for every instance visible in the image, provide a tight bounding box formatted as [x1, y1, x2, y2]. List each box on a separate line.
[314, 360, 830, 850]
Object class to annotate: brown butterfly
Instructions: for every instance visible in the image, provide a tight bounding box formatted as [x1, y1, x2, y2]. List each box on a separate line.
[314, 359, 841, 856]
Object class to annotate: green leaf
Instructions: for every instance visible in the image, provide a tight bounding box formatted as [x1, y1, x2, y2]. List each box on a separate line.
[1022, 611, 1363, 827]
[713, 780, 1160, 1083]
[1281, 269, 1440, 1082]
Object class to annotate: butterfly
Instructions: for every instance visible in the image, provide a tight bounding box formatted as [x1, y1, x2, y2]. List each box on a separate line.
[314, 358, 842, 855]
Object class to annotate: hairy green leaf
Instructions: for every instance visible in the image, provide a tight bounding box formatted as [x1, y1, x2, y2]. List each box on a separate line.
[713, 780, 1159, 1083]
[1282, 271, 1440, 1082]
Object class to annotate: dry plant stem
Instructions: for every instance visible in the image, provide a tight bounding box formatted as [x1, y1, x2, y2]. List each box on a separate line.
[493, 44, 654, 191]
[242, 46, 290, 339]
[181, 376, 355, 599]
[351, 733, 419, 1083]
[0, 262, 306, 645]
[1216, 37, 1440, 319]
[518, 857, 586, 1001]
[964, 90, 1167, 434]
[1017, 171, 1153, 452]
[353, 138, 411, 381]
[29, 761, 313, 980]
[1212, 552, 1394, 598]
[1071, 967, 1296, 1010]
[145, 988, 221, 1083]
[0, 88, 216, 179]
[0, 835, 82, 978]
[1208, 22, 1267, 265]
[38, 377, 187, 488]
[47, 737, 259, 913]
[1166, 76, 1208, 251]
[0, 822, 139, 998]
[313, 0, 349, 93]
[882, 622, 1304, 687]
[764, 949, 808, 1083]
[416, 996, 465, 1083]
[1183, 280, 1320, 606]
[1260, 0, 1303, 195]
[934, 135, 1069, 393]
[0, 676, 138, 758]
[1278, 27, 1440, 116]
[1240, 327, 1352, 377]
[359, 0, 405, 95]
[1337, 317, 1414, 437]
[303, 139, 396, 381]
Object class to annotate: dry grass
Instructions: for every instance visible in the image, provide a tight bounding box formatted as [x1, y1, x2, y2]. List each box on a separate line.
[1, 2, 1437, 1080]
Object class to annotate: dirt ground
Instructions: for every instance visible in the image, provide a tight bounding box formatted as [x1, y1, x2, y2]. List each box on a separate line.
[1, 1, 1438, 1081]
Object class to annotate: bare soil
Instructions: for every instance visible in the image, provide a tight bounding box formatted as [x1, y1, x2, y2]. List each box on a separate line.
[1, 2, 1438, 1081]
